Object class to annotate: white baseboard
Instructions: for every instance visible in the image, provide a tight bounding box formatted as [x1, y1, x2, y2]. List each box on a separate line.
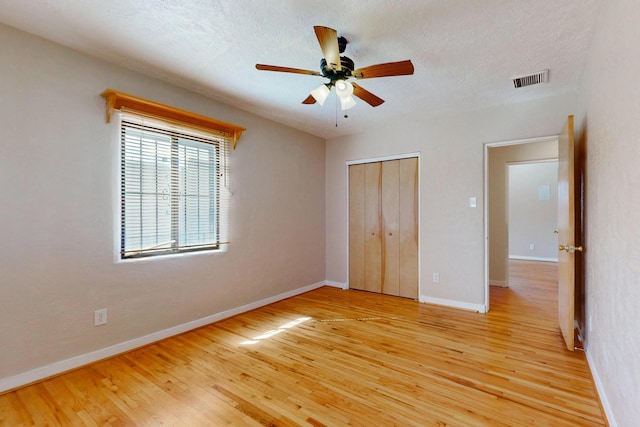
[419, 295, 486, 313]
[509, 255, 558, 262]
[585, 349, 617, 427]
[324, 280, 348, 290]
[490, 280, 508, 288]
[0, 281, 326, 393]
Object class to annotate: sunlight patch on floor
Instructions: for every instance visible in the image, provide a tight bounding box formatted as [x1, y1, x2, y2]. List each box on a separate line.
[240, 317, 311, 345]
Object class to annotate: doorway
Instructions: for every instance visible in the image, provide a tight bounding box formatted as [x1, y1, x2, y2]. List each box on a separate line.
[484, 137, 558, 310]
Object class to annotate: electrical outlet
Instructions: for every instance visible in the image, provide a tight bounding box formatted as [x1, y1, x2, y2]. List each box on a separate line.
[588, 315, 592, 332]
[94, 308, 108, 326]
[529, 243, 535, 251]
[433, 273, 440, 283]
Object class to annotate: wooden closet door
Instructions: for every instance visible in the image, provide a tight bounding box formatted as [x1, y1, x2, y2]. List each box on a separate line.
[382, 160, 401, 296]
[349, 158, 417, 298]
[364, 162, 382, 293]
[348, 164, 365, 290]
[399, 157, 418, 298]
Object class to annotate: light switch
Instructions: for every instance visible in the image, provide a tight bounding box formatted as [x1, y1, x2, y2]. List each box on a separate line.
[469, 197, 477, 208]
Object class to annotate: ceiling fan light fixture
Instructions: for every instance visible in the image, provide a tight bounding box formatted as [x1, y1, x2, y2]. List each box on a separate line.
[335, 80, 354, 99]
[340, 95, 356, 110]
[310, 84, 331, 106]
[256, 26, 412, 111]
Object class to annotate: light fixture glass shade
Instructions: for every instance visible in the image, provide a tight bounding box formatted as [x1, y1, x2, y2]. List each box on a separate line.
[335, 80, 354, 99]
[340, 95, 356, 110]
[310, 84, 331, 106]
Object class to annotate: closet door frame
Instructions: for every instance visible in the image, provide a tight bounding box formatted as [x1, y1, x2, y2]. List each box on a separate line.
[346, 152, 421, 298]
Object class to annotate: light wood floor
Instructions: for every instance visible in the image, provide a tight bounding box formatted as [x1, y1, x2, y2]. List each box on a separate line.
[0, 260, 605, 426]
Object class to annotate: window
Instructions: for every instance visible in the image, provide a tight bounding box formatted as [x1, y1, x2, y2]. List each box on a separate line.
[119, 115, 229, 258]
[101, 89, 244, 259]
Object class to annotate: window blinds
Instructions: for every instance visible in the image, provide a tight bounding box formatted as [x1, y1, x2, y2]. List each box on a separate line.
[120, 113, 230, 258]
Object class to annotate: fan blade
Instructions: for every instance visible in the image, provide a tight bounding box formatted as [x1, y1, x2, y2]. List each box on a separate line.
[352, 60, 414, 79]
[256, 64, 322, 76]
[351, 83, 385, 107]
[302, 95, 317, 104]
[314, 26, 341, 72]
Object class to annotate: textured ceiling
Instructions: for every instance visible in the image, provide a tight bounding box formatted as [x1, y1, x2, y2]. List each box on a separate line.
[0, 0, 602, 139]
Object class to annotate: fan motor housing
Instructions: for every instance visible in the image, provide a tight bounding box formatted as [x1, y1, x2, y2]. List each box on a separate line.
[320, 56, 354, 81]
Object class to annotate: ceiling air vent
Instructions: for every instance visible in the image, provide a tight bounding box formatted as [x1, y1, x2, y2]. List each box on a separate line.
[512, 69, 549, 88]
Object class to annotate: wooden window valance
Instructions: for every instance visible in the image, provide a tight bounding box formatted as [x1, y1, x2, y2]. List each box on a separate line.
[100, 89, 246, 149]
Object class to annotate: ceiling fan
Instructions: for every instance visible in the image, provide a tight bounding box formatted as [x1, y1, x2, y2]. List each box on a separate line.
[256, 26, 414, 111]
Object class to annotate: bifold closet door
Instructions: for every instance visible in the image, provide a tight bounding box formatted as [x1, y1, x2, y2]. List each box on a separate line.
[397, 157, 418, 298]
[348, 162, 383, 293]
[382, 160, 401, 295]
[349, 158, 418, 298]
[349, 163, 366, 291]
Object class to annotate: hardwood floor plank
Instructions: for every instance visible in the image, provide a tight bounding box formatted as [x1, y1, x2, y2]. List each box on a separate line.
[0, 260, 605, 426]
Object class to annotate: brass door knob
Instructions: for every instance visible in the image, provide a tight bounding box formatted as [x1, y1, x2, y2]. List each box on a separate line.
[559, 244, 583, 253]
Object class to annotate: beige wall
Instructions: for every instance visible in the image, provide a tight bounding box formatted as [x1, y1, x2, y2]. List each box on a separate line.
[488, 140, 558, 286]
[0, 25, 326, 382]
[575, 0, 640, 425]
[326, 95, 575, 310]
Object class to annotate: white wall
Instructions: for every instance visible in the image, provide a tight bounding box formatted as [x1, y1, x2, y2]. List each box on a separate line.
[0, 24, 326, 384]
[326, 93, 576, 309]
[575, 0, 640, 425]
[508, 161, 558, 260]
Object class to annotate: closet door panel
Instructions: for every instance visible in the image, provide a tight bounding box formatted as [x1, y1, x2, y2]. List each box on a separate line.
[364, 162, 382, 293]
[399, 157, 419, 298]
[382, 160, 400, 296]
[349, 164, 366, 290]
